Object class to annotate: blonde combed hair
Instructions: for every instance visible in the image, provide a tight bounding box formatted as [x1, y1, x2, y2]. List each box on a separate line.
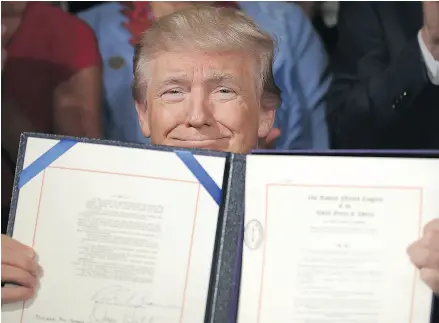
[133, 5, 281, 107]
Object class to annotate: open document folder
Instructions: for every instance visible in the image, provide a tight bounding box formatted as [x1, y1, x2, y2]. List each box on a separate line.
[2, 133, 438, 323]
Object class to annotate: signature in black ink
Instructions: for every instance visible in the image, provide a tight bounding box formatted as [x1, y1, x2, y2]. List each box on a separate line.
[90, 286, 152, 308]
[89, 286, 180, 323]
[89, 303, 155, 323]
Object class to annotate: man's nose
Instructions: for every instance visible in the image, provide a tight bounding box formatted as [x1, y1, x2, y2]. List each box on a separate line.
[184, 90, 214, 128]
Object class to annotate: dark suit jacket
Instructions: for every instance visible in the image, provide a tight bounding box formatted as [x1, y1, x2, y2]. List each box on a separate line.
[327, 2, 439, 149]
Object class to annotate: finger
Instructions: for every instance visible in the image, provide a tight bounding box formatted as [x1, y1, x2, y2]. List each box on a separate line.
[420, 230, 439, 252]
[407, 241, 439, 268]
[2, 236, 40, 275]
[2, 235, 35, 258]
[423, 218, 439, 235]
[261, 128, 281, 149]
[2, 249, 40, 277]
[420, 267, 439, 295]
[1, 285, 35, 304]
[1, 265, 37, 288]
[266, 128, 281, 144]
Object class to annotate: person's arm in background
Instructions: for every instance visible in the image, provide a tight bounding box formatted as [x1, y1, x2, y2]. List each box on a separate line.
[275, 3, 331, 150]
[327, 2, 437, 149]
[1, 24, 36, 161]
[52, 18, 103, 138]
[1, 100, 37, 161]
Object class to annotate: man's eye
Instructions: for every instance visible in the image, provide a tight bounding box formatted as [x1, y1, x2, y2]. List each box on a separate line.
[218, 88, 234, 94]
[161, 88, 185, 101]
[213, 87, 236, 100]
[164, 89, 182, 95]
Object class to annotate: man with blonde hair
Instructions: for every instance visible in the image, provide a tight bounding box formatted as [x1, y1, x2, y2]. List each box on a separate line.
[133, 5, 280, 153]
[79, 1, 331, 150]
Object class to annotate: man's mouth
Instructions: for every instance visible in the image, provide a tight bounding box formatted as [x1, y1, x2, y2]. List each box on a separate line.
[173, 137, 227, 141]
[171, 138, 229, 148]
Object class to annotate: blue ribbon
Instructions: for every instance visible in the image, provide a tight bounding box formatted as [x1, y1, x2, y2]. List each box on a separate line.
[18, 140, 77, 189]
[175, 150, 222, 205]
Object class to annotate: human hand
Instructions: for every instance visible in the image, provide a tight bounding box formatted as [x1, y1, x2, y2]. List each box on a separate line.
[407, 218, 439, 295]
[421, 1, 439, 60]
[1, 235, 41, 304]
[258, 128, 281, 149]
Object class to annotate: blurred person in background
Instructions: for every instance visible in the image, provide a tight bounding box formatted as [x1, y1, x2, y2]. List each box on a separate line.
[327, 2, 439, 149]
[1, 1, 103, 233]
[78, 1, 331, 150]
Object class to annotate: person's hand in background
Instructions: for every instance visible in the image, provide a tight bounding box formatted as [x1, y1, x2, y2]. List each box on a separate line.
[258, 128, 281, 150]
[422, 1, 439, 60]
[1, 235, 41, 304]
[408, 218, 439, 295]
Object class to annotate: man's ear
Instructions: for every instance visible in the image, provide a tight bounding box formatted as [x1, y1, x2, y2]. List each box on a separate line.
[257, 92, 278, 138]
[135, 100, 151, 137]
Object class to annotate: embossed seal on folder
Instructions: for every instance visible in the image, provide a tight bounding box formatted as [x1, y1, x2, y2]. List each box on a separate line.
[244, 219, 264, 250]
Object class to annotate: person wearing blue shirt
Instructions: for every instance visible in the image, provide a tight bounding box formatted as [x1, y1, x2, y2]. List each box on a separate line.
[79, 1, 331, 149]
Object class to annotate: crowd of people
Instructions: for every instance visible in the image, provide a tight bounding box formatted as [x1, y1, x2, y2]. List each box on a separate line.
[1, 0, 439, 319]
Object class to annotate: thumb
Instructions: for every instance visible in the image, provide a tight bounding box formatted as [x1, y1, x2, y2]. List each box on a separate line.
[266, 128, 281, 144]
[260, 128, 281, 149]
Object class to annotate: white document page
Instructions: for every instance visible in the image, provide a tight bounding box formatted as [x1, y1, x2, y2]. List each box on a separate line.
[2, 137, 226, 323]
[239, 155, 439, 323]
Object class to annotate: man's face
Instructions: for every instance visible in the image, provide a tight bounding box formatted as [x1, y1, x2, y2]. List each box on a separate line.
[136, 51, 275, 153]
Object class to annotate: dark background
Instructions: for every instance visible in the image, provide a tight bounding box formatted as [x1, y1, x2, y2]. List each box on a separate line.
[67, 1, 103, 13]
